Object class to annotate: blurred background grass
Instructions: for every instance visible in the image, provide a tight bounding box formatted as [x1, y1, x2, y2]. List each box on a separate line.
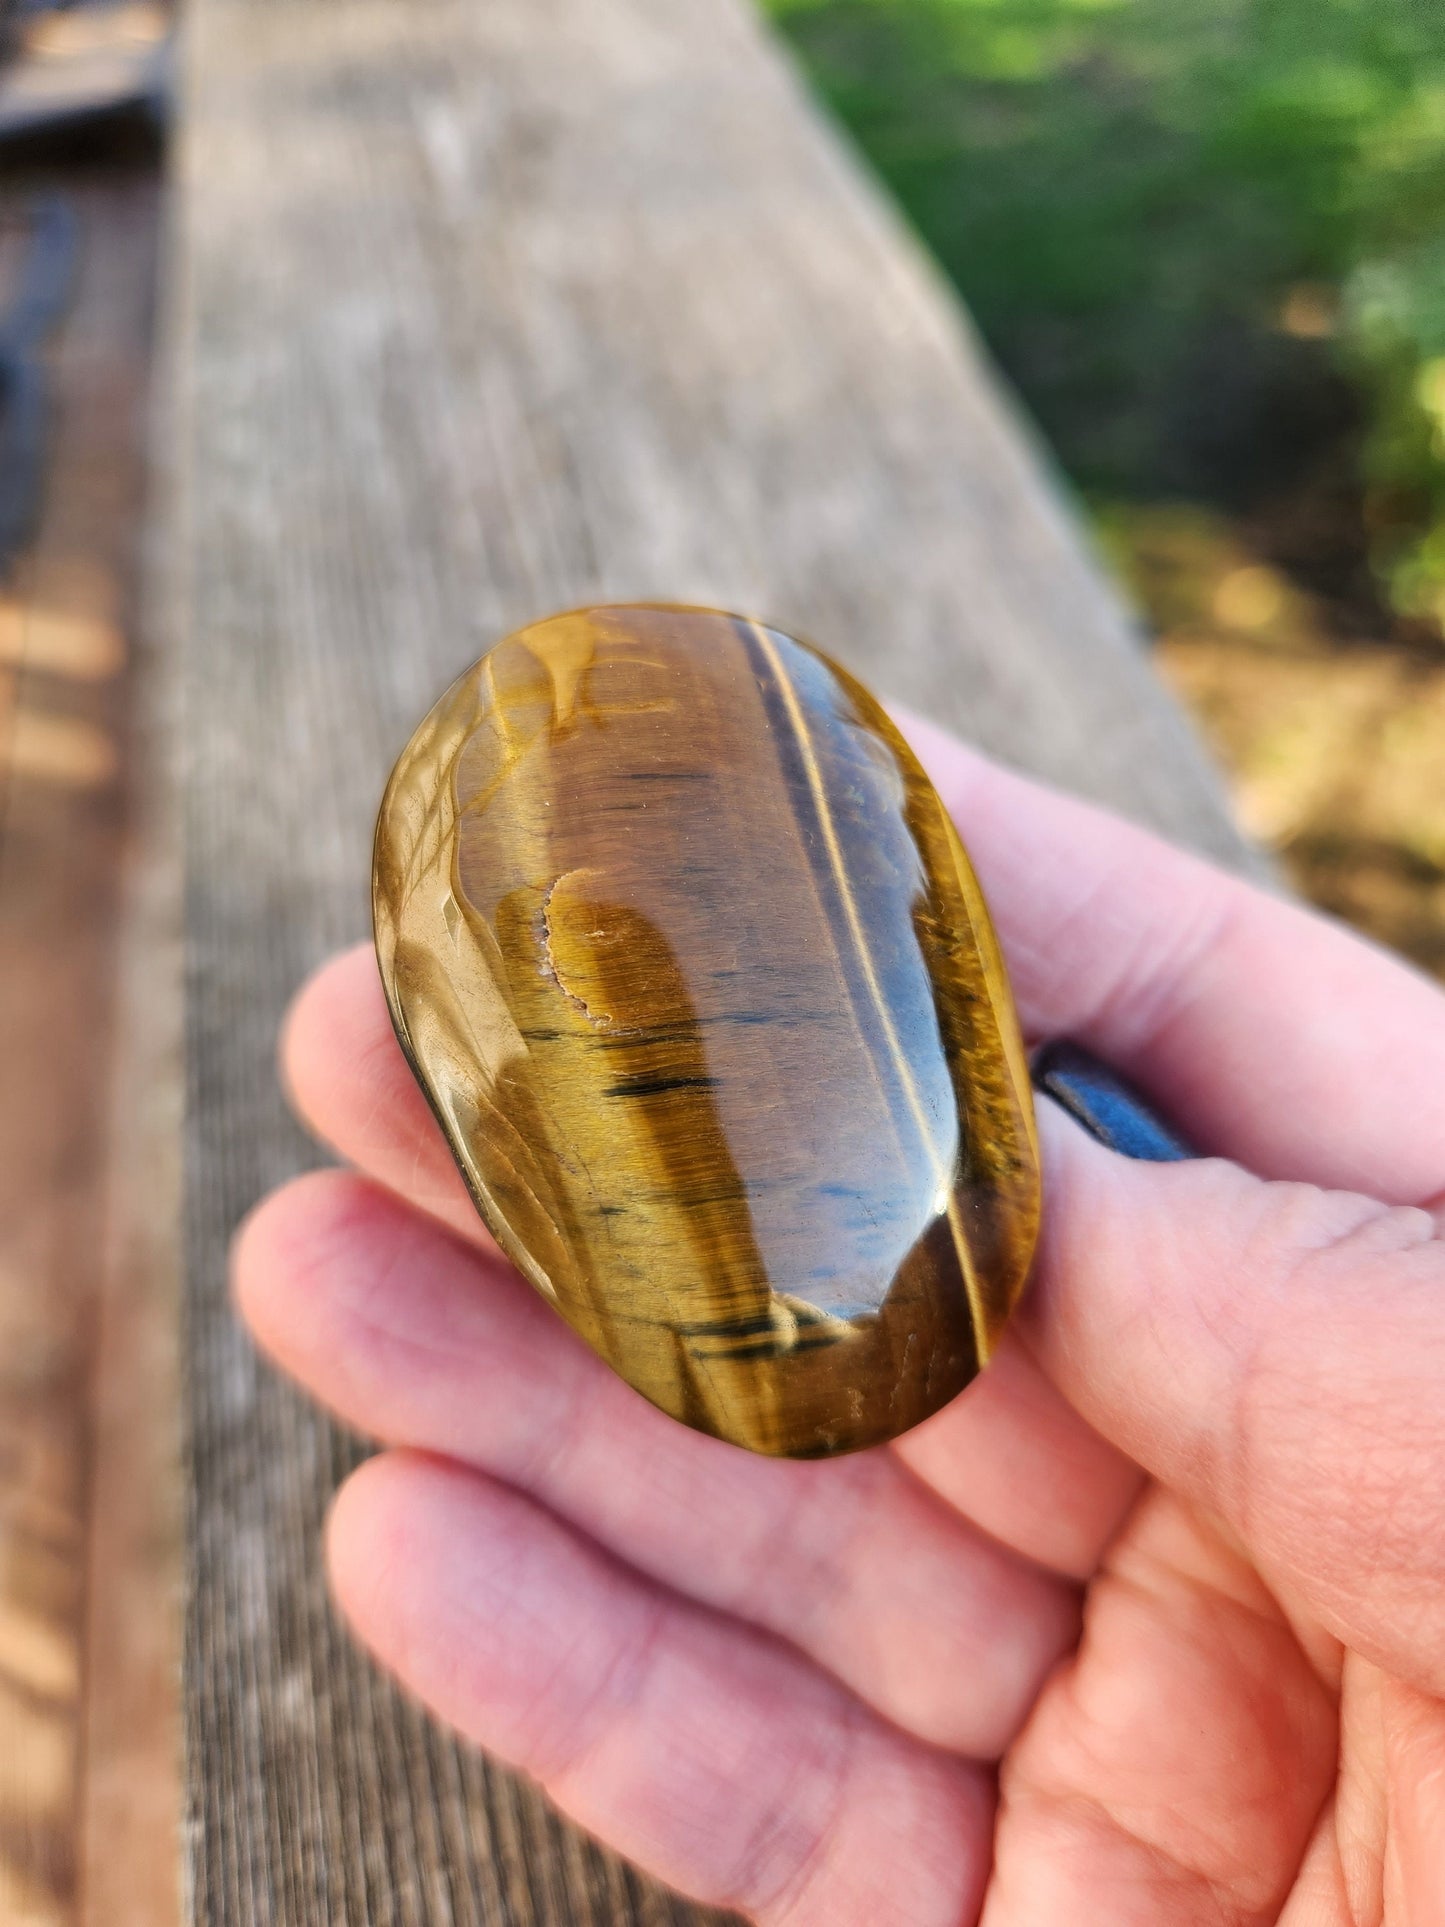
[766, 0, 1445, 976]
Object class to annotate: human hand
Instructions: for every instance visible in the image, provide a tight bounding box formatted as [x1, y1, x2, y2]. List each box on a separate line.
[233, 716, 1445, 1925]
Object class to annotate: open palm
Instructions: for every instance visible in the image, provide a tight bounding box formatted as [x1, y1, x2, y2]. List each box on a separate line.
[235, 720, 1445, 1924]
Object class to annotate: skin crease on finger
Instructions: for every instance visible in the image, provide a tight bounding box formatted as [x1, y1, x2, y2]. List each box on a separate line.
[238, 729, 1445, 1925]
[326, 1450, 997, 1927]
[233, 1165, 1082, 1761]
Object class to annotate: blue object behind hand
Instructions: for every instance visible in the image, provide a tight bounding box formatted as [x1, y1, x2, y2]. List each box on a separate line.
[1031, 1040, 1194, 1162]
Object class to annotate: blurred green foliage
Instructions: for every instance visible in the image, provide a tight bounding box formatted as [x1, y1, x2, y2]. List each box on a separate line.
[764, 0, 1445, 626]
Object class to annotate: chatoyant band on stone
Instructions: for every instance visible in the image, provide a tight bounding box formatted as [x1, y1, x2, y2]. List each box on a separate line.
[373, 604, 1193, 1461]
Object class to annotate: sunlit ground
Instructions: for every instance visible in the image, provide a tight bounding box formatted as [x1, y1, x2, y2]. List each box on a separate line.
[1106, 507, 1445, 980]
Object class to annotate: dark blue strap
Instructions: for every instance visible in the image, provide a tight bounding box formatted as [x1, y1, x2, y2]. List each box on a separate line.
[0, 197, 77, 577]
[1030, 1040, 1194, 1162]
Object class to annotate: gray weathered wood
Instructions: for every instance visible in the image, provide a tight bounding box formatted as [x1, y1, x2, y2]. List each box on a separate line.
[176, 0, 1255, 1920]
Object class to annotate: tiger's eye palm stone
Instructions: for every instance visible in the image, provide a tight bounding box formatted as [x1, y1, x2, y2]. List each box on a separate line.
[373, 605, 1040, 1458]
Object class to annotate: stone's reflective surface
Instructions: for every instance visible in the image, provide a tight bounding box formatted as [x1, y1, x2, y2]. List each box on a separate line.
[373, 605, 1040, 1458]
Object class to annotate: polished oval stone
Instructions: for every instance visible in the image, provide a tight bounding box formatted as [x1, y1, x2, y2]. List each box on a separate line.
[373, 605, 1039, 1457]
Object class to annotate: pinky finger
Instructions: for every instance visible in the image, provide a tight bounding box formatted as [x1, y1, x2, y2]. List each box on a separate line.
[329, 1452, 993, 1927]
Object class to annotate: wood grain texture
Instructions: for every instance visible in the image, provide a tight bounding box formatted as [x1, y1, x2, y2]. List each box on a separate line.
[176, 0, 1257, 1919]
[79, 171, 181, 1927]
[0, 174, 171, 1927]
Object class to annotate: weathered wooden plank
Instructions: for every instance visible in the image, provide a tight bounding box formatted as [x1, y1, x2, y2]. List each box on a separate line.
[176, 0, 1256, 1920]
[0, 173, 168, 1927]
[79, 170, 181, 1927]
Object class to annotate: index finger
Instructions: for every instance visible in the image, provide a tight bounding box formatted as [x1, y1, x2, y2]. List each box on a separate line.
[901, 711, 1445, 1203]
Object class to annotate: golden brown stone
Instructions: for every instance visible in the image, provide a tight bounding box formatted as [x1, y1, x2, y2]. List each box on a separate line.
[373, 605, 1039, 1457]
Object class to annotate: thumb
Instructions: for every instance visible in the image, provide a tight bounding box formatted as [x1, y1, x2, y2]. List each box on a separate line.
[1026, 1098, 1445, 1692]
